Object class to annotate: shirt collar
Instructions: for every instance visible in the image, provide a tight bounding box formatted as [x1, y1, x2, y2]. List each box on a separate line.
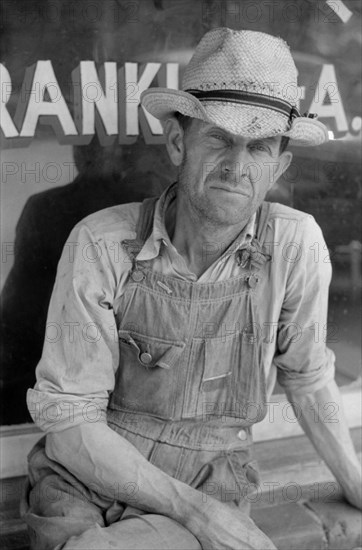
[136, 182, 256, 261]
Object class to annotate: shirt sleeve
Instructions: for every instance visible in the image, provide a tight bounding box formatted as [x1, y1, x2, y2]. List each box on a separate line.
[274, 215, 336, 395]
[27, 221, 121, 432]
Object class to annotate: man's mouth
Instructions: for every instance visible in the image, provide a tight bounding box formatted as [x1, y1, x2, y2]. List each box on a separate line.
[210, 184, 250, 197]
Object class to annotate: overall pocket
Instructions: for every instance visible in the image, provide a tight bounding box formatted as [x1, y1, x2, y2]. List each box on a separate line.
[226, 452, 261, 510]
[189, 449, 258, 512]
[195, 327, 265, 422]
[109, 329, 185, 419]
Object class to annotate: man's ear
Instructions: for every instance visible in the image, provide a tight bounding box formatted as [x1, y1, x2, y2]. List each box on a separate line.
[269, 151, 293, 189]
[164, 117, 185, 167]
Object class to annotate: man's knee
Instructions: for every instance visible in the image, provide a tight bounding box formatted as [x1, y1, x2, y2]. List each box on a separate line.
[22, 475, 104, 550]
[137, 514, 202, 550]
[56, 514, 201, 550]
[29, 474, 103, 523]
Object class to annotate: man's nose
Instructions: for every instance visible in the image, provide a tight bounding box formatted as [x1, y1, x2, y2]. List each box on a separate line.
[221, 146, 251, 182]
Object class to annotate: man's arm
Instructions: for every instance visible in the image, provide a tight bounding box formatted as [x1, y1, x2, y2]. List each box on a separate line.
[286, 379, 362, 510]
[273, 214, 361, 509]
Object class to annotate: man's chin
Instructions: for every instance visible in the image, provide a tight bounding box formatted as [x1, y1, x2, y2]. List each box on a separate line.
[208, 201, 253, 227]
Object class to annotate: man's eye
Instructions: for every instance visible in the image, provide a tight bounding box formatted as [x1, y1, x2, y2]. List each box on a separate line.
[210, 134, 228, 143]
[250, 142, 270, 153]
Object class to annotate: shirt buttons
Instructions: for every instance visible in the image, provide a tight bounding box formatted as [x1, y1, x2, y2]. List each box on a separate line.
[139, 352, 152, 365]
[131, 270, 145, 282]
[237, 429, 247, 441]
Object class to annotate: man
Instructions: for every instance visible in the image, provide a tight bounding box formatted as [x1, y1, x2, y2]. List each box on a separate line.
[22, 28, 361, 550]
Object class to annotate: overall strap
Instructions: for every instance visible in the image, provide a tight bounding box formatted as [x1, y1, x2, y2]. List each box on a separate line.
[255, 201, 271, 245]
[135, 196, 159, 242]
[121, 196, 159, 264]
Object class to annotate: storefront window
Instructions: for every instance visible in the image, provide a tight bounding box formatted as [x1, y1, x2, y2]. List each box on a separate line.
[1, 0, 361, 424]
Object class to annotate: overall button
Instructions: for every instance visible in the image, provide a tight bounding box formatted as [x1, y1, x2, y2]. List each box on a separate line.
[237, 429, 247, 441]
[139, 352, 152, 365]
[131, 270, 145, 282]
[246, 274, 258, 289]
[242, 328, 255, 344]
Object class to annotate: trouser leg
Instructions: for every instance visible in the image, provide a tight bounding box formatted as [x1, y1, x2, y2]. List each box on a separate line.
[57, 513, 202, 550]
[22, 472, 106, 550]
[21, 437, 111, 550]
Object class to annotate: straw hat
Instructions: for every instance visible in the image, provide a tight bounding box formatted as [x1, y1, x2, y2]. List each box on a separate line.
[141, 28, 328, 147]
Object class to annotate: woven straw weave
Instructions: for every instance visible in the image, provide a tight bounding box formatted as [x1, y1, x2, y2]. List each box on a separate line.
[141, 28, 328, 146]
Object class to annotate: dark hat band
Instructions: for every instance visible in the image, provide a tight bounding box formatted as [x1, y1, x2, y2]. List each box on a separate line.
[185, 88, 300, 120]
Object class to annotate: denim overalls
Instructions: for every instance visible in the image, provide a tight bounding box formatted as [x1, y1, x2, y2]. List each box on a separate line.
[107, 196, 272, 510]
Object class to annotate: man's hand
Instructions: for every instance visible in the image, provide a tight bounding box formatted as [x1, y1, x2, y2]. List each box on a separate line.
[186, 499, 277, 550]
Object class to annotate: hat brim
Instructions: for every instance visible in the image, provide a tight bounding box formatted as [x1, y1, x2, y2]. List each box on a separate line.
[141, 88, 329, 147]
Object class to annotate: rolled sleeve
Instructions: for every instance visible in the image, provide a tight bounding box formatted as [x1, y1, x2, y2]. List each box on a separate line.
[27, 221, 121, 432]
[274, 215, 336, 395]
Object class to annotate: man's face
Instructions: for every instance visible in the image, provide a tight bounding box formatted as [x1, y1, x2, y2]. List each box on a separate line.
[170, 118, 291, 227]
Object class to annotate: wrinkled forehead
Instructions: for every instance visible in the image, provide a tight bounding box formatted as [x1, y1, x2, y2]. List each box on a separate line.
[185, 118, 283, 146]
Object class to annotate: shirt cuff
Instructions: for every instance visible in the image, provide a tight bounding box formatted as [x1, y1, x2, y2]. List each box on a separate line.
[27, 388, 108, 432]
[276, 346, 336, 395]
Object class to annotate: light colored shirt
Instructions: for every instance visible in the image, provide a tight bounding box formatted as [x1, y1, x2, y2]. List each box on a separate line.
[27, 184, 335, 433]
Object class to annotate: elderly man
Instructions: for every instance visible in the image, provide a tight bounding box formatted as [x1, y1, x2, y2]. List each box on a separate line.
[22, 28, 361, 550]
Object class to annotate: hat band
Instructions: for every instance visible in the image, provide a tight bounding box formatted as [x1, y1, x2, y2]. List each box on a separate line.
[185, 89, 300, 119]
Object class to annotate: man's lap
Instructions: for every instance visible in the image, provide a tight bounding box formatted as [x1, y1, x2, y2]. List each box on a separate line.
[21, 437, 201, 550]
[23, 476, 201, 550]
[53, 514, 201, 550]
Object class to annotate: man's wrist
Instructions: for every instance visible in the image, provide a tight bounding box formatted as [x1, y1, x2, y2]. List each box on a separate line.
[165, 483, 208, 533]
[343, 471, 362, 511]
